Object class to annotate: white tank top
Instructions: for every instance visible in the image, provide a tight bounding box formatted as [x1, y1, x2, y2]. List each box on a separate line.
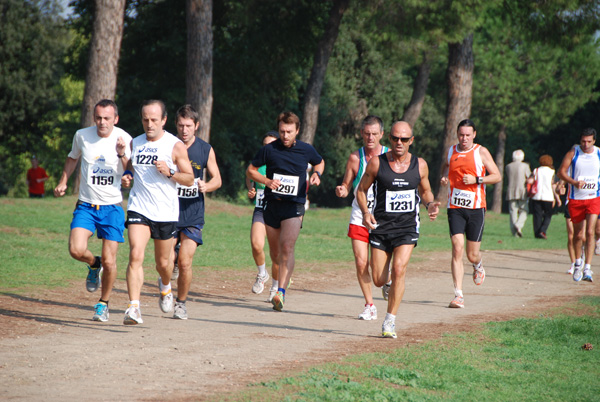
[568, 145, 600, 200]
[127, 131, 181, 222]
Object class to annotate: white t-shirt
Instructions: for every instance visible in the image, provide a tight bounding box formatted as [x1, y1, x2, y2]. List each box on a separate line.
[68, 126, 132, 205]
[127, 131, 181, 222]
[531, 166, 555, 202]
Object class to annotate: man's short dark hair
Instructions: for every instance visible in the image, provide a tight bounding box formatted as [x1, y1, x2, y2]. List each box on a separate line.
[95, 99, 118, 116]
[361, 115, 384, 133]
[141, 99, 167, 118]
[457, 119, 476, 132]
[581, 127, 597, 141]
[264, 130, 279, 140]
[176, 104, 199, 125]
[277, 111, 300, 131]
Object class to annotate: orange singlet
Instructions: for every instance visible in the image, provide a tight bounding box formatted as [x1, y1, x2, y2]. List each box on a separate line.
[446, 144, 487, 209]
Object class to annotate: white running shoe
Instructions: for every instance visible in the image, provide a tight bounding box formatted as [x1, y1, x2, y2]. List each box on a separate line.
[171, 264, 179, 281]
[252, 272, 270, 294]
[358, 304, 377, 320]
[267, 288, 277, 302]
[573, 264, 583, 282]
[158, 279, 174, 313]
[173, 301, 188, 320]
[123, 304, 143, 325]
[382, 319, 397, 339]
[582, 269, 594, 282]
[566, 264, 574, 275]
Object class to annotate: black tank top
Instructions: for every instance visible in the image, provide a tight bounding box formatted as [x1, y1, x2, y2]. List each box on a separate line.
[371, 153, 421, 234]
[177, 138, 211, 228]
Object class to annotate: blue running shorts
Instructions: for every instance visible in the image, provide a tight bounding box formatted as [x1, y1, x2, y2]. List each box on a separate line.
[71, 201, 125, 242]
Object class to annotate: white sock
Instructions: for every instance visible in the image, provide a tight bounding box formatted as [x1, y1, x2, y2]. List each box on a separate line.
[159, 279, 171, 293]
[455, 288, 463, 297]
[584, 264, 591, 271]
[271, 280, 279, 289]
[473, 260, 482, 271]
[129, 300, 140, 307]
[576, 258, 583, 266]
[257, 264, 267, 276]
[384, 313, 395, 322]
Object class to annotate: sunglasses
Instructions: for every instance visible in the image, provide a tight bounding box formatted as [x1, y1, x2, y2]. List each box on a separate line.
[390, 135, 412, 143]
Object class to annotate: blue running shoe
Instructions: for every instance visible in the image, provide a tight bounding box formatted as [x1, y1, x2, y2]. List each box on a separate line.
[92, 302, 109, 322]
[582, 269, 593, 282]
[86, 257, 102, 292]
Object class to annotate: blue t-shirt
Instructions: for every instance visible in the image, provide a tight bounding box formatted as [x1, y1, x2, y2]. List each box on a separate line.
[251, 139, 323, 204]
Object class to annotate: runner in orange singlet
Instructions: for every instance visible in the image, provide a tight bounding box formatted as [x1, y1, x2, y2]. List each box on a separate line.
[440, 119, 501, 308]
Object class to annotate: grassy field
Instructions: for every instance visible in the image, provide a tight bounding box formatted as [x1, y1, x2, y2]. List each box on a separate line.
[0, 195, 568, 291]
[218, 296, 600, 401]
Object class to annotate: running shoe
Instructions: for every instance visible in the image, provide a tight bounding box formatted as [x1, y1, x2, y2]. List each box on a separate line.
[582, 269, 594, 282]
[449, 295, 465, 308]
[252, 272, 270, 294]
[595, 241, 600, 256]
[573, 264, 583, 282]
[158, 279, 174, 313]
[382, 319, 397, 339]
[473, 264, 485, 286]
[566, 265, 574, 275]
[173, 301, 188, 320]
[382, 282, 391, 301]
[358, 304, 377, 320]
[272, 291, 285, 312]
[267, 288, 277, 302]
[123, 304, 143, 325]
[92, 302, 109, 322]
[86, 257, 102, 292]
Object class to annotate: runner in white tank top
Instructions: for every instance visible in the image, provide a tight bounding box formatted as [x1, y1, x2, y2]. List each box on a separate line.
[121, 100, 195, 326]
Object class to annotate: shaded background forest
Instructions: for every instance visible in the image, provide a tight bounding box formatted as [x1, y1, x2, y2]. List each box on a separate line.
[1, 0, 599, 211]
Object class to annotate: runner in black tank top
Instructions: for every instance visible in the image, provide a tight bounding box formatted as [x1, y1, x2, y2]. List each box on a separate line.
[371, 153, 421, 235]
[356, 121, 440, 340]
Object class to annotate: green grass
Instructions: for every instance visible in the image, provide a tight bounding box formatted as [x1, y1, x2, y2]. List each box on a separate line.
[217, 296, 600, 402]
[0, 196, 567, 291]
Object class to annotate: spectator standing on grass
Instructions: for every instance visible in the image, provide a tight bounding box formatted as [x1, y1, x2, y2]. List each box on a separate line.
[121, 100, 195, 325]
[246, 111, 324, 312]
[528, 155, 559, 239]
[54, 99, 132, 322]
[169, 104, 222, 320]
[247, 131, 281, 301]
[357, 121, 440, 338]
[335, 115, 390, 321]
[27, 155, 49, 198]
[557, 127, 599, 283]
[440, 119, 501, 309]
[505, 149, 530, 237]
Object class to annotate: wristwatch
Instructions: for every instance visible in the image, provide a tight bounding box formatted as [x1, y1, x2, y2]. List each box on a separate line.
[168, 168, 175, 178]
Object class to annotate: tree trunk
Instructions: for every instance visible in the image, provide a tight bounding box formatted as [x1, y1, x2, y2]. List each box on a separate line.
[186, 0, 213, 143]
[76, 0, 125, 194]
[491, 124, 506, 213]
[402, 51, 431, 128]
[299, 0, 350, 145]
[436, 34, 474, 202]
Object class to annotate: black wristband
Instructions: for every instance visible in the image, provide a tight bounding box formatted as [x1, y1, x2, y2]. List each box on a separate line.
[425, 202, 432, 209]
[117, 153, 125, 158]
[476, 176, 483, 184]
[315, 171, 321, 178]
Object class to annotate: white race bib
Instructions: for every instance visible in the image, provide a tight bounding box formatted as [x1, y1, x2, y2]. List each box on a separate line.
[177, 178, 200, 199]
[578, 176, 597, 192]
[255, 189, 265, 208]
[451, 188, 475, 208]
[272, 174, 299, 196]
[87, 163, 116, 189]
[385, 190, 415, 213]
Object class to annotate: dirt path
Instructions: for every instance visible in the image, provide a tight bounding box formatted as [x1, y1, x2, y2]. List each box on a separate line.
[0, 249, 596, 401]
